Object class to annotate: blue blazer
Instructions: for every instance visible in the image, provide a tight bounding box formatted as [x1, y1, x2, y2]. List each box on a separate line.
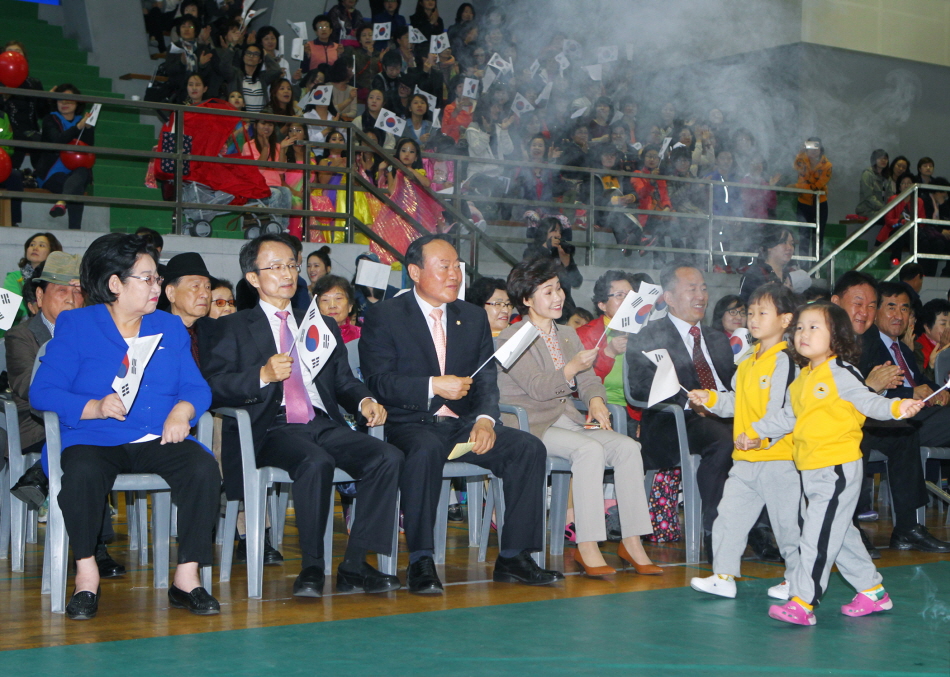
[31, 304, 212, 466]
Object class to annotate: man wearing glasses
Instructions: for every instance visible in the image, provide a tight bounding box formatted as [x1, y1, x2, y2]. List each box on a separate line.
[201, 234, 403, 598]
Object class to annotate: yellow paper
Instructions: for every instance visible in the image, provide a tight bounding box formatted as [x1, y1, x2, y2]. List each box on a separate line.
[448, 443, 475, 460]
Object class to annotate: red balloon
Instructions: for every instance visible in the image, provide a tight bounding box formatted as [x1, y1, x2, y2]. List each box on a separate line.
[60, 139, 96, 170]
[0, 147, 11, 183]
[0, 50, 28, 89]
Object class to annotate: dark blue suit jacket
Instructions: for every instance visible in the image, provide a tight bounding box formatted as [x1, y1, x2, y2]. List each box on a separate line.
[31, 305, 211, 465]
[358, 291, 500, 425]
[859, 327, 936, 399]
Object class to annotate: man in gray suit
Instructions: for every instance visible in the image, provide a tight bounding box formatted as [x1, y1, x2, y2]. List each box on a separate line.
[7, 252, 125, 577]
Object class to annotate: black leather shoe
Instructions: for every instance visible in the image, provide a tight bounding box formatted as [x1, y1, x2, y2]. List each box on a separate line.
[859, 527, 882, 559]
[95, 544, 126, 578]
[235, 529, 284, 564]
[447, 504, 464, 522]
[890, 525, 950, 553]
[66, 587, 100, 620]
[293, 565, 326, 597]
[748, 526, 783, 562]
[10, 464, 48, 511]
[407, 556, 444, 595]
[168, 585, 220, 614]
[493, 551, 563, 586]
[337, 561, 402, 594]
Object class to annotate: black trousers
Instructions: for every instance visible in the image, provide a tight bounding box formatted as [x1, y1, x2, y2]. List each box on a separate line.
[43, 167, 91, 230]
[258, 414, 402, 569]
[684, 413, 735, 535]
[860, 421, 927, 532]
[59, 438, 220, 564]
[386, 419, 547, 554]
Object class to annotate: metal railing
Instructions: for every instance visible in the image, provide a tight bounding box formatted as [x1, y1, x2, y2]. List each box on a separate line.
[808, 183, 950, 281]
[0, 85, 828, 278]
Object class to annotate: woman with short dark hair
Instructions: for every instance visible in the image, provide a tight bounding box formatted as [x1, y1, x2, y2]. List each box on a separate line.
[31, 233, 221, 620]
[499, 257, 660, 577]
[855, 149, 890, 217]
[313, 274, 361, 342]
[467, 277, 511, 337]
[3, 231, 63, 332]
[738, 226, 798, 303]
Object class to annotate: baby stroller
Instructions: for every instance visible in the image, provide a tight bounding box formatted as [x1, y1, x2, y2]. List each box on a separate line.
[180, 181, 282, 239]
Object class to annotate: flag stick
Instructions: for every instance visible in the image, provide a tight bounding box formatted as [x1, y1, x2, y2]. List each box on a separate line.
[595, 329, 608, 348]
[921, 381, 950, 403]
[680, 385, 690, 394]
[470, 355, 494, 378]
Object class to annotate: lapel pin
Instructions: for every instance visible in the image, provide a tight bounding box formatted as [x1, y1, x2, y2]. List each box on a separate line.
[456, 320, 461, 325]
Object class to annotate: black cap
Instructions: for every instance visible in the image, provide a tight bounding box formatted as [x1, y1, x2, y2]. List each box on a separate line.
[164, 252, 211, 284]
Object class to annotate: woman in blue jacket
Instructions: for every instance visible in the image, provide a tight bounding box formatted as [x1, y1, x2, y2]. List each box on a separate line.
[31, 233, 221, 620]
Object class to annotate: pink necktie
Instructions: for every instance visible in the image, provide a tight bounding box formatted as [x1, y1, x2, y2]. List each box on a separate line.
[276, 310, 315, 424]
[430, 308, 457, 418]
[891, 341, 916, 388]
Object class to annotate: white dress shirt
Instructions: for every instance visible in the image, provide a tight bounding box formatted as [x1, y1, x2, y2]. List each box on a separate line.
[668, 313, 726, 396]
[259, 300, 327, 413]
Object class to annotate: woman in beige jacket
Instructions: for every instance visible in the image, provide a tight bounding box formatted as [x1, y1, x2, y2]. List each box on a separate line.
[498, 257, 661, 577]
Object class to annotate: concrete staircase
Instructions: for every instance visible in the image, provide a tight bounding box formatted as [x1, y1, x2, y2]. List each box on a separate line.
[3, 0, 166, 233]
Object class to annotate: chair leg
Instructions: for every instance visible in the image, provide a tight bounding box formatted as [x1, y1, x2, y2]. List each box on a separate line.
[152, 491, 171, 589]
[10, 490, 29, 573]
[42, 521, 51, 595]
[200, 565, 212, 591]
[548, 471, 571, 558]
[169, 501, 178, 539]
[376, 493, 400, 576]
[477, 485, 494, 563]
[219, 500, 239, 583]
[26, 505, 37, 544]
[0, 462, 10, 560]
[126, 491, 138, 552]
[48, 490, 69, 614]
[324, 487, 336, 576]
[434, 479, 451, 565]
[466, 479, 482, 548]
[136, 491, 149, 565]
[246, 479, 268, 600]
[271, 484, 290, 549]
[683, 456, 702, 565]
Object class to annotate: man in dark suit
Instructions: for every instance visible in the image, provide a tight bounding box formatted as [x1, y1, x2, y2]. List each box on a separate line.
[855, 279, 950, 553]
[201, 234, 404, 597]
[625, 263, 777, 561]
[359, 234, 560, 594]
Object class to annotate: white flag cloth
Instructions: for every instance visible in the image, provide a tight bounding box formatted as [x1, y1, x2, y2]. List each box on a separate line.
[430, 32, 450, 54]
[584, 64, 603, 81]
[488, 52, 512, 72]
[462, 77, 479, 99]
[431, 107, 441, 129]
[510, 93, 535, 117]
[529, 59, 540, 78]
[562, 39, 582, 59]
[374, 108, 406, 136]
[112, 333, 163, 412]
[473, 322, 540, 376]
[597, 45, 618, 64]
[85, 103, 102, 127]
[0, 288, 22, 331]
[355, 258, 392, 290]
[413, 85, 437, 110]
[408, 25, 427, 43]
[641, 282, 667, 320]
[608, 289, 651, 334]
[643, 349, 681, 408]
[291, 37, 305, 61]
[296, 297, 338, 381]
[554, 52, 570, 73]
[729, 328, 753, 364]
[373, 22, 391, 41]
[286, 20, 308, 41]
[481, 66, 497, 92]
[569, 106, 588, 119]
[536, 81, 553, 103]
[306, 84, 332, 107]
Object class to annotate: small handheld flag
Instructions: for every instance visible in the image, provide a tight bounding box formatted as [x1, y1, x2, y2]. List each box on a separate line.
[112, 333, 163, 411]
[642, 349, 681, 407]
[374, 108, 406, 136]
[471, 322, 540, 376]
[296, 297, 337, 381]
[373, 22, 391, 41]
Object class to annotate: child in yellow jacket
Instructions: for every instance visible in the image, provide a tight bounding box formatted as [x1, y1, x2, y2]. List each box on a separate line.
[687, 284, 801, 600]
[750, 301, 922, 626]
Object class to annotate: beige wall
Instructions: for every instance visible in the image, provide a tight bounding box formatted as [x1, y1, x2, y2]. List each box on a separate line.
[803, 0, 950, 67]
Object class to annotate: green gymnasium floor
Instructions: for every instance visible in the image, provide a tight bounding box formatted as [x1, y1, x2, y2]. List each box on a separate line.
[2, 562, 948, 676]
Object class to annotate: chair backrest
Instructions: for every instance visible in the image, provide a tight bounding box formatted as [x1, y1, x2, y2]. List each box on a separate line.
[934, 349, 950, 386]
[345, 338, 361, 380]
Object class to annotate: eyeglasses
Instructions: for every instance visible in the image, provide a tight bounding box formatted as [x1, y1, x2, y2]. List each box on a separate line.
[258, 263, 301, 274]
[245, 51, 262, 58]
[726, 308, 747, 318]
[485, 301, 512, 309]
[213, 298, 236, 307]
[606, 291, 628, 300]
[127, 274, 164, 287]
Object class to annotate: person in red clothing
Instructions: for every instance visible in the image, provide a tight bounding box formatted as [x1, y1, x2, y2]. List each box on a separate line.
[441, 77, 475, 142]
[914, 299, 950, 381]
[630, 146, 672, 246]
[876, 172, 924, 261]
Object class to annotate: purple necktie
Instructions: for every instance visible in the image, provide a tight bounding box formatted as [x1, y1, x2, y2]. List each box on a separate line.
[689, 325, 718, 391]
[276, 310, 315, 424]
[891, 341, 916, 388]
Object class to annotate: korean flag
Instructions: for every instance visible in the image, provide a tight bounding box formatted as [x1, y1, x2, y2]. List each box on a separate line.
[0, 288, 22, 331]
[462, 77, 479, 99]
[409, 25, 427, 44]
[373, 22, 391, 41]
[430, 32, 450, 54]
[510, 93, 535, 117]
[296, 297, 337, 381]
[112, 333, 163, 412]
[374, 108, 407, 136]
[306, 84, 332, 107]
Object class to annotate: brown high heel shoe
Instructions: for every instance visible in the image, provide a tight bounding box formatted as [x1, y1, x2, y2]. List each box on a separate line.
[572, 548, 616, 577]
[617, 542, 663, 575]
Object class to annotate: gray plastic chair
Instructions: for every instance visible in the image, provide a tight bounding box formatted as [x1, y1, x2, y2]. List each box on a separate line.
[1, 399, 24, 565]
[213, 406, 398, 599]
[866, 449, 893, 523]
[918, 447, 950, 526]
[933, 349, 950, 386]
[622, 358, 702, 564]
[41, 410, 214, 614]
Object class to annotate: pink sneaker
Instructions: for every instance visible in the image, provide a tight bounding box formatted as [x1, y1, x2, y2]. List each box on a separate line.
[841, 592, 893, 617]
[769, 600, 816, 626]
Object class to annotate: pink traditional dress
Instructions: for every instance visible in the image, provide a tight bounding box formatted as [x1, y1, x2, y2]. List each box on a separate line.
[370, 168, 445, 265]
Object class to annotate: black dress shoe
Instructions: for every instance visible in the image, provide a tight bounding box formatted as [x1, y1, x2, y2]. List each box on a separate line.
[859, 527, 882, 559]
[10, 464, 49, 511]
[493, 551, 563, 586]
[234, 529, 284, 564]
[66, 587, 100, 620]
[168, 585, 220, 614]
[447, 504, 464, 522]
[95, 544, 126, 578]
[406, 556, 443, 595]
[890, 525, 950, 553]
[748, 526, 783, 562]
[293, 565, 326, 597]
[337, 561, 402, 594]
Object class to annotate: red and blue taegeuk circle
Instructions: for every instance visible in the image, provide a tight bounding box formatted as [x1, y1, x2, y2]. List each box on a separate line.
[116, 354, 130, 378]
[729, 335, 744, 355]
[305, 324, 320, 351]
[635, 303, 653, 324]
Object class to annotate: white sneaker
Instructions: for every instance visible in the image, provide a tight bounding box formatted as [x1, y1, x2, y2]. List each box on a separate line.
[767, 580, 790, 600]
[690, 574, 737, 598]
